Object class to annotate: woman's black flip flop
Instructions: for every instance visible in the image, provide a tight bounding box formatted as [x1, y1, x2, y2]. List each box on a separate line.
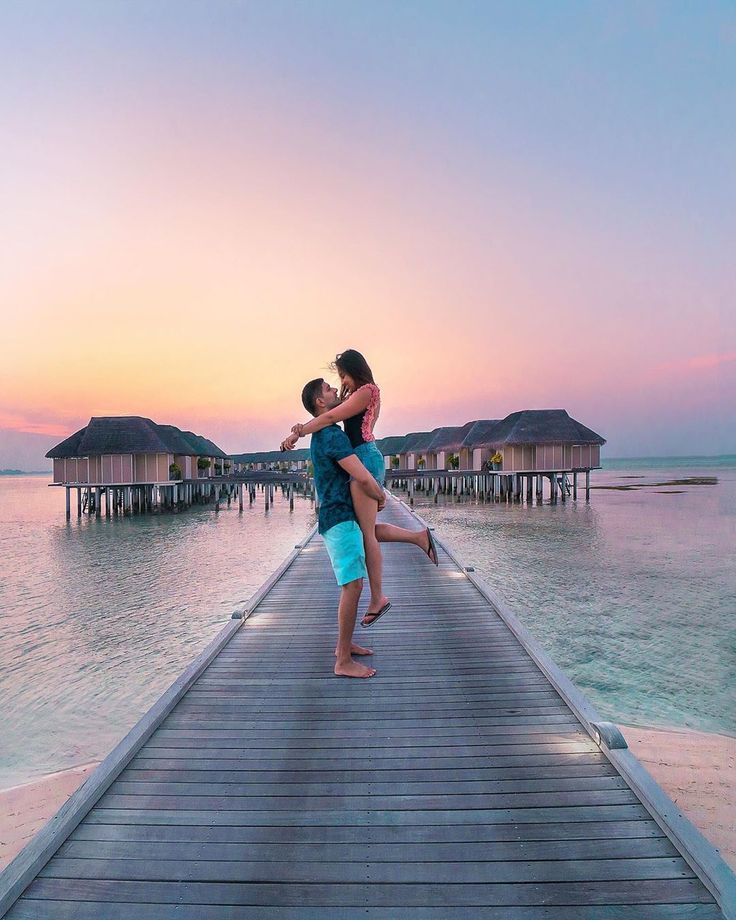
[426, 528, 439, 566]
[361, 601, 392, 628]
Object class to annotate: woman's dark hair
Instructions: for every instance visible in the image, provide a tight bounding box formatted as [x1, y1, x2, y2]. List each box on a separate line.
[331, 349, 375, 388]
[301, 378, 324, 416]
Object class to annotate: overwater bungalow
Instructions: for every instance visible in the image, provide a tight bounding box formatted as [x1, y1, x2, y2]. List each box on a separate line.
[373, 435, 408, 471]
[426, 421, 476, 470]
[459, 419, 502, 470]
[47, 416, 230, 518]
[464, 409, 605, 472]
[178, 430, 230, 478]
[47, 417, 228, 485]
[398, 430, 435, 470]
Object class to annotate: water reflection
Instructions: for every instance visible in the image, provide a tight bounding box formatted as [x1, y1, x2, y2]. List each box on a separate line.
[0, 477, 316, 787]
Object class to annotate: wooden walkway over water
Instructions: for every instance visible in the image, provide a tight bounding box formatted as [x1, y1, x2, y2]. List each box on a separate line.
[1, 498, 734, 918]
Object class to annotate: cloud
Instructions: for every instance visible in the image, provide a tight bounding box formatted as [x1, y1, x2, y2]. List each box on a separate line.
[655, 351, 736, 374]
[0, 408, 81, 437]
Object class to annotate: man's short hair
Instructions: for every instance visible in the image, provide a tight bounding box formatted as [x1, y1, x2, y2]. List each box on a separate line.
[301, 378, 325, 416]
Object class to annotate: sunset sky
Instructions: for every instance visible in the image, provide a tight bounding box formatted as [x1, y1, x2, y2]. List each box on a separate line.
[1, 1, 734, 468]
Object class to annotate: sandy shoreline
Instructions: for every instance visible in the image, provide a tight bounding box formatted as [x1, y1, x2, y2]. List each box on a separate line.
[621, 724, 736, 869]
[1, 726, 734, 874]
[0, 761, 100, 871]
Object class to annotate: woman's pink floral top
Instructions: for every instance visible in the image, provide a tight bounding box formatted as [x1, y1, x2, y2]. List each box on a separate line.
[344, 383, 381, 447]
[360, 383, 381, 443]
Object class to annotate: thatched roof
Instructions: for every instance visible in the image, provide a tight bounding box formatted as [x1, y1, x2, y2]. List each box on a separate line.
[374, 435, 408, 455]
[474, 410, 606, 446]
[157, 425, 200, 456]
[46, 426, 87, 459]
[402, 430, 436, 453]
[47, 417, 228, 459]
[460, 419, 502, 449]
[47, 417, 169, 458]
[199, 436, 228, 460]
[428, 422, 476, 453]
[179, 431, 228, 459]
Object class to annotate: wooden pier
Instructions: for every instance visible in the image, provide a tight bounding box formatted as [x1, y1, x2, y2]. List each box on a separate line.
[387, 468, 592, 505]
[1, 498, 733, 918]
[55, 472, 312, 520]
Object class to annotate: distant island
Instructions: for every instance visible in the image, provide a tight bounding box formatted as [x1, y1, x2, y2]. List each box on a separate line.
[0, 469, 52, 476]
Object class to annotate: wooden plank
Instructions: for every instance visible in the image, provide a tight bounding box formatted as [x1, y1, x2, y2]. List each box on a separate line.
[130, 749, 615, 781]
[160, 714, 580, 731]
[97, 789, 641, 811]
[83, 803, 654, 826]
[40, 855, 694, 883]
[123, 763, 618, 782]
[151, 719, 580, 737]
[7, 899, 725, 919]
[143, 728, 585, 747]
[18, 876, 716, 907]
[57, 836, 679, 863]
[69, 819, 665, 845]
[108, 775, 630, 797]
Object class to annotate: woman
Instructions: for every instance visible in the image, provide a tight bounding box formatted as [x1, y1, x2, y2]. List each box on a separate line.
[284, 349, 438, 626]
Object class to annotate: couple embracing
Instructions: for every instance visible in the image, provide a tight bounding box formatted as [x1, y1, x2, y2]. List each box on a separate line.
[281, 349, 438, 679]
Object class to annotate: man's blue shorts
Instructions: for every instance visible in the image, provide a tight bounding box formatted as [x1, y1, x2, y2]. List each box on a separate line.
[322, 520, 367, 586]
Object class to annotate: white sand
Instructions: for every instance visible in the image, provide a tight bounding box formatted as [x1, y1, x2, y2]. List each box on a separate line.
[0, 762, 99, 871]
[622, 725, 736, 870]
[1, 726, 734, 873]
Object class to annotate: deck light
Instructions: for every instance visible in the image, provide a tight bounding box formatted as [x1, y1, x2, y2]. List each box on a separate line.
[590, 721, 628, 750]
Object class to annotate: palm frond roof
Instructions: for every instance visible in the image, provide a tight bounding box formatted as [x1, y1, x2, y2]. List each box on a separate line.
[460, 419, 503, 449]
[402, 430, 436, 453]
[46, 417, 228, 459]
[482, 409, 606, 446]
[374, 435, 409, 454]
[428, 422, 476, 452]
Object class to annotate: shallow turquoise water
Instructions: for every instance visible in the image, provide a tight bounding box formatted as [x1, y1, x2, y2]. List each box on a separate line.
[0, 461, 734, 789]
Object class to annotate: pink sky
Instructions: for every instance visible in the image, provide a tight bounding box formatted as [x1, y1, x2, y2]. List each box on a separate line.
[1, 3, 733, 467]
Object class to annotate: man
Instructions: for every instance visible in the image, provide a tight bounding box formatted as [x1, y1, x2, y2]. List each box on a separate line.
[293, 378, 385, 678]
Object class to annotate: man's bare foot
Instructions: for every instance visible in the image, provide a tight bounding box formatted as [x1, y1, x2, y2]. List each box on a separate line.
[334, 658, 376, 679]
[335, 643, 373, 656]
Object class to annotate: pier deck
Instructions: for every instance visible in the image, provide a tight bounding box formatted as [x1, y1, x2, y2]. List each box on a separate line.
[1, 498, 733, 918]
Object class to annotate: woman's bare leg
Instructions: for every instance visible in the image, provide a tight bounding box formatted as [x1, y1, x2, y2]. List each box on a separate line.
[375, 522, 437, 562]
[350, 480, 388, 617]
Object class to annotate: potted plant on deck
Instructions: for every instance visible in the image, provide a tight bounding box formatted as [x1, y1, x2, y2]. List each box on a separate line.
[197, 458, 211, 478]
[169, 462, 182, 481]
[390, 456, 400, 470]
[490, 451, 503, 471]
[448, 454, 460, 470]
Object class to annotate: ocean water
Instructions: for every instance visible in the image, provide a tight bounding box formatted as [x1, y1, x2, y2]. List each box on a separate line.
[0, 460, 734, 789]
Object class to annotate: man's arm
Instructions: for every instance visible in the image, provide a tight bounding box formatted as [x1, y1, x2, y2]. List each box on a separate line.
[292, 389, 372, 438]
[338, 454, 385, 506]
